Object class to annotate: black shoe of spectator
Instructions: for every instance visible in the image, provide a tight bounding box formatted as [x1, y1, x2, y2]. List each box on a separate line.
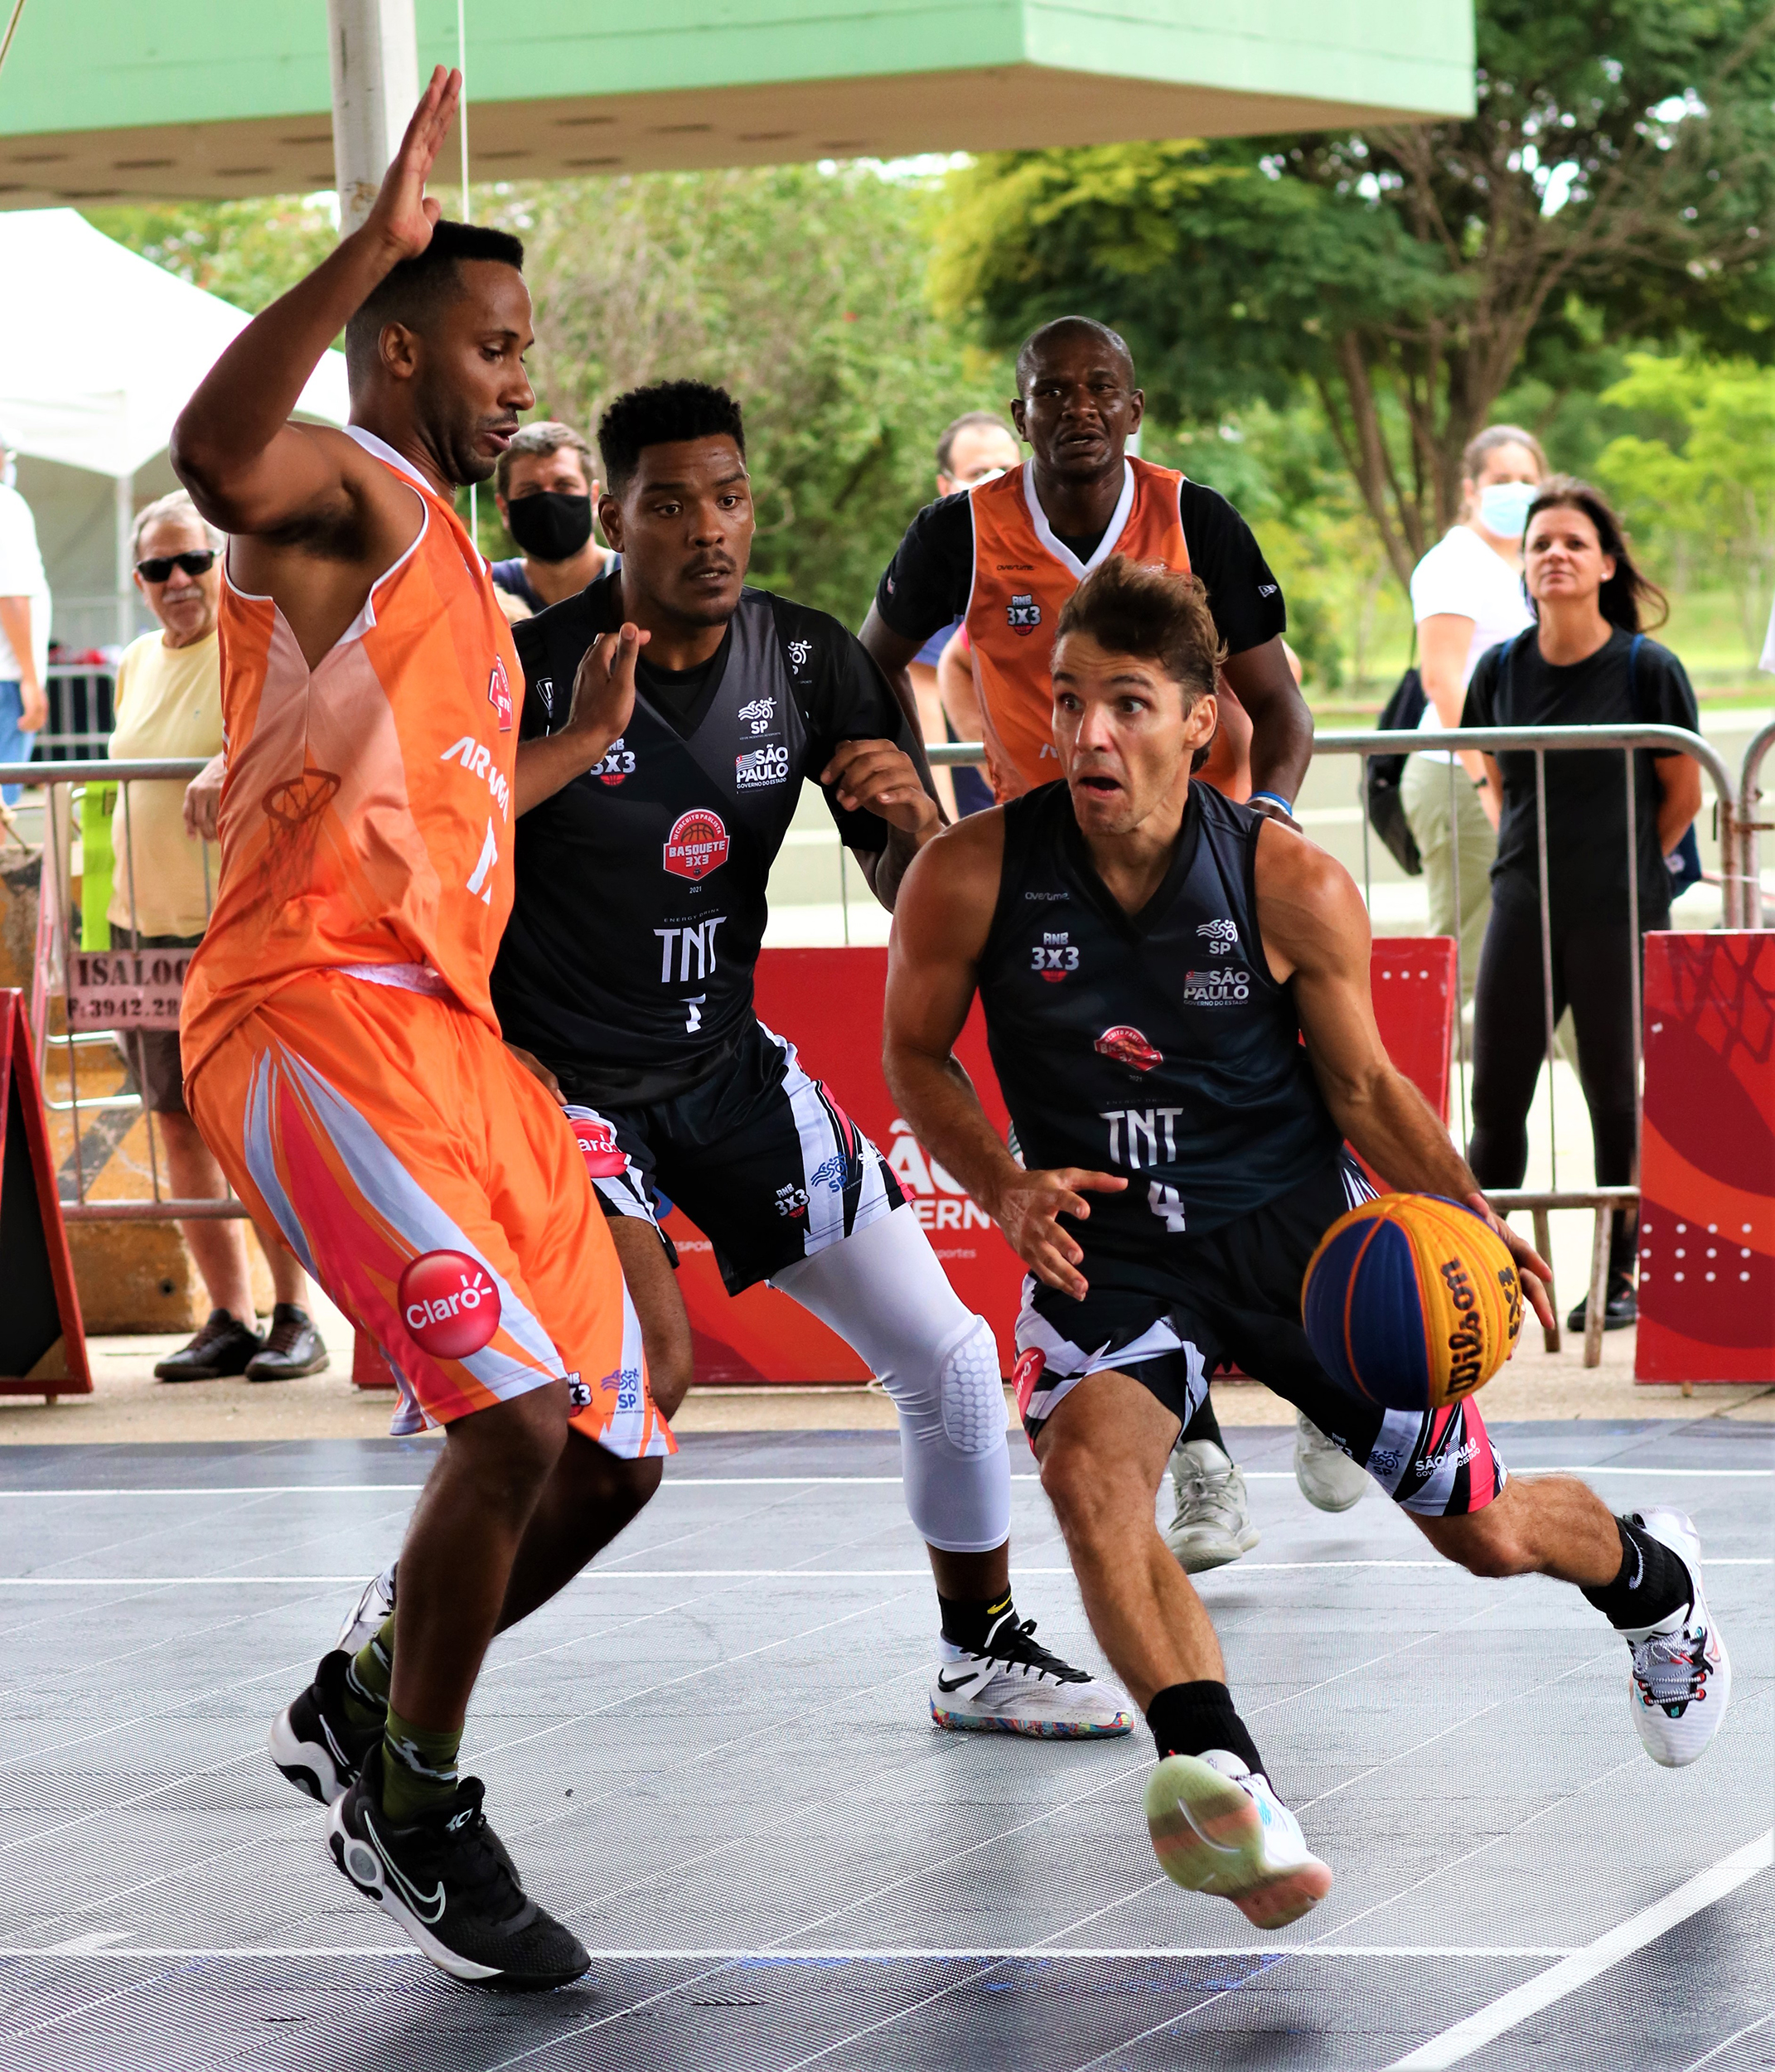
[247, 1305, 331, 1383]
[1565, 1280, 1637, 1334]
[154, 1309, 264, 1382]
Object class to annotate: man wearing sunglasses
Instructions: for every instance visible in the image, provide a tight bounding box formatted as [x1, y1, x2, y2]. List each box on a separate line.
[105, 491, 328, 1387]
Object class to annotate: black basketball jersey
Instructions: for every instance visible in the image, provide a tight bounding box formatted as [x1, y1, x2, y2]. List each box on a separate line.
[977, 782, 1342, 1246]
[493, 574, 912, 1104]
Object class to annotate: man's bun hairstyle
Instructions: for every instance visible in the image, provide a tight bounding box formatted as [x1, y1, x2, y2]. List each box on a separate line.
[344, 220, 525, 387]
[598, 380, 747, 495]
[1055, 554, 1225, 706]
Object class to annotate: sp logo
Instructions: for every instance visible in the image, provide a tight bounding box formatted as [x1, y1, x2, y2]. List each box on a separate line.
[1007, 593, 1041, 636]
[663, 808, 730, 881]
[399, 1249, 501, 1359]
[487, 658, 514, 732]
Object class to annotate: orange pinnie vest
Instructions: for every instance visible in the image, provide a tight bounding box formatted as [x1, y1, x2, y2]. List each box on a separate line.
[963, 457, 1190, 799]
[181, 431, 523, 1079]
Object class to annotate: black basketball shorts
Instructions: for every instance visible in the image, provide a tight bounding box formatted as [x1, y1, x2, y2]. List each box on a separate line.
[563, 1017, 903, 1295]
[1012, 1155, 1508, 1519]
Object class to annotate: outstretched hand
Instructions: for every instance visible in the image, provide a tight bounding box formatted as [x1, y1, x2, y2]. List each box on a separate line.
[821, 739, 941, 840]
[1466, 1190, 1556, 1334]
[565, 623, 647, 762]
[362, 66, 461, 261]
[991, 1166, 1129, 1300]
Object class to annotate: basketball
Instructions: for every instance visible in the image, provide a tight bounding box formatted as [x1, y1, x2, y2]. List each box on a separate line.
[1301, 1194, 1524, 1413]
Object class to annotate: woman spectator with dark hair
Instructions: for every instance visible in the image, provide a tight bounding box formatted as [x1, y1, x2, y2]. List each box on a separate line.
[1463, 478, 1703, 1332]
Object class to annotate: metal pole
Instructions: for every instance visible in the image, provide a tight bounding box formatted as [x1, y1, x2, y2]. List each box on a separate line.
[1534, 748, 1557, 1192]
[327, 0, 420, 235]
[1447, 754, 1468, 1151]
[114, 473, 133, 651]
[1358, 751, 1372, 910]
[1622, 747, 1642, 1339]
[43, 785, 85, 1211]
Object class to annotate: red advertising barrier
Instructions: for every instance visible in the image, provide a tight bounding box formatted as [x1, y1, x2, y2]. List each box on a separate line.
[1637, 932, 1775, 1385]
[675, 939, 1459, 1384]
[0, 990, 92, 1397]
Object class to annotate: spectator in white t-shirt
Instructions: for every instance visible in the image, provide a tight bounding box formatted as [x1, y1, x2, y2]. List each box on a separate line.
[0, 426, 52, 807]
[1405, 424, 1547, 996]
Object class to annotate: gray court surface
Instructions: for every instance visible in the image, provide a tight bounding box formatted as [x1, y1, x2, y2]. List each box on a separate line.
[0, 1417, 1768, 2071]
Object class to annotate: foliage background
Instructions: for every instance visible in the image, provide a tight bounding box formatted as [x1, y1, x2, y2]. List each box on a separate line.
[88, 12, 1775, 703]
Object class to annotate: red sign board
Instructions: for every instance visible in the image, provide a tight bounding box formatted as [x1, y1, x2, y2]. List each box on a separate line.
[1637, 932, 1774, 1384]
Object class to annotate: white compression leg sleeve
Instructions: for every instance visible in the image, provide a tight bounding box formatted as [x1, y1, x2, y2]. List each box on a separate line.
[771, 1207, 1012, 1553]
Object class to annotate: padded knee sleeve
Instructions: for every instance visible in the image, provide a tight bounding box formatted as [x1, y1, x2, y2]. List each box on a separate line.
[771, 1208, 1011, 1553]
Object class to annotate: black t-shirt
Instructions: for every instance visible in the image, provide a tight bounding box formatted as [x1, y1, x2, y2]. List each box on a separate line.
[1461, 627, 1700, 923]
[495, 574, 913, 1104]
[874, 477, 1286, 656]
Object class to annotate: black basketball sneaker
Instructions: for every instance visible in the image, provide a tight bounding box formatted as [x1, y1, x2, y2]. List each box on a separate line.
[328, 1748, 591, 1990]
[268, 1649, 380, 1805]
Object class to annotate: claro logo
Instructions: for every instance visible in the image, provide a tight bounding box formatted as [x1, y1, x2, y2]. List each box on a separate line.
[886, 1119, 993, 1233]
[398, 1249, 501, 1359]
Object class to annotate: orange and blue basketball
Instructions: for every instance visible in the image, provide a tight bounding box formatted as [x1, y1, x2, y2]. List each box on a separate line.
[1301, 1194, 1524, 1414]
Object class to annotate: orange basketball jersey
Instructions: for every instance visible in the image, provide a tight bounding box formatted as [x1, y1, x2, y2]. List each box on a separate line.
[181, 429, 523, 1082]
[964, 457, 1190, 799]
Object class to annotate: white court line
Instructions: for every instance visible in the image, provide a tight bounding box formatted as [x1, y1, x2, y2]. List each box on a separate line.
[1389, 1830, 1773, 2070]
[0, 1466, 1765, 1498]
[0, 1944, 1580, 1960]
[2, 1559, 1770, 1586]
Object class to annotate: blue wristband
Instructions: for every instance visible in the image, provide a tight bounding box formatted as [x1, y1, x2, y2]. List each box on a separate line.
[1249, 790, 1294, 816]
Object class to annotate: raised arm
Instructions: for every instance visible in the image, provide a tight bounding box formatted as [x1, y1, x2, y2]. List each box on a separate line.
[170, 67, 460, 539]
[514, 625, 646, 816]
[883, 816, 1125, 1297]
[1254, 824, 1554, 1324]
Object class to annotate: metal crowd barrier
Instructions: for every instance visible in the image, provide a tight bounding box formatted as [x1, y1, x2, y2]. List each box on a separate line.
[0, 727, 1763, 1363]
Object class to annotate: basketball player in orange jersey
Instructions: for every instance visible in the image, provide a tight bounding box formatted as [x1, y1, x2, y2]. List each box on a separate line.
[863, 314, 1362, 1556]
[883, 555, 1731, 1929]
[171, 70, 665, 1989]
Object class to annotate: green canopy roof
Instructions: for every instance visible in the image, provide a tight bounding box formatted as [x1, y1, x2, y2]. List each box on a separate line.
[0, 0, 1473, 206]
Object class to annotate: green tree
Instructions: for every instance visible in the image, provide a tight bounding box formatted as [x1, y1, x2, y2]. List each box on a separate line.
[84, 196, 340, 312]
[1594, 353, 1775, 658]
[934, 2, 1775, 587]
[480, 165, 1013, 623]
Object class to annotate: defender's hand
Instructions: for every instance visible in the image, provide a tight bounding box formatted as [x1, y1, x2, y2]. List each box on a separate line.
[362, 67, 461, 262]
[1247, 796, 1302, 833]
[506, 1042, 565, 1105]
[821, 738, 941, 840]
[989, 1167, 1128, 1300]
[1466, 1190, 1555, 1334]
[566, 623, 647, 763]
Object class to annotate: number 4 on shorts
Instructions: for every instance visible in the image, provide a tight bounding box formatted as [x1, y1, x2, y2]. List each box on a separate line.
[1148, 1181, 1185, 1232]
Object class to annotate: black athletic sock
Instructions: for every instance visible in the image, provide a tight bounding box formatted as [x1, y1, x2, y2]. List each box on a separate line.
[1580, 1515, 1692, 1631]
[1178, 1392, 1226, 1454]
[1146, 1679, 1267, 1782]
[939, 1589, 1019, 1653]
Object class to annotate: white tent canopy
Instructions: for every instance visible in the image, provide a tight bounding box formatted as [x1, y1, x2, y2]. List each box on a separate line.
[0, 209, 347, 649]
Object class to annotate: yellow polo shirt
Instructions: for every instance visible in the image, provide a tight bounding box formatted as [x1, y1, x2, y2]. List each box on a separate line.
[107, 628, 223, 938]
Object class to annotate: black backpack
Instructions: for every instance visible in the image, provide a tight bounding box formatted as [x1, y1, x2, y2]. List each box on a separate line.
[1363, 662, 1427, 875]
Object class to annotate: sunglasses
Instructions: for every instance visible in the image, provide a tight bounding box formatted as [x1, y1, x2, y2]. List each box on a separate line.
[135, 550, 217, 582]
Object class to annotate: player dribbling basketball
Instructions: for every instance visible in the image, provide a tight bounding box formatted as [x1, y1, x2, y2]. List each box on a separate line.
[883, 555, 1732, 1925]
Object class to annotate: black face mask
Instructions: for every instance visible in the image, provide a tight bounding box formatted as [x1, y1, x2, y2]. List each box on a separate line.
[505, 491, 594, 564]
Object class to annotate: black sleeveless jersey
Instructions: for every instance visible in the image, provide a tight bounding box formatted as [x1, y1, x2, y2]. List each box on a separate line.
[492, 574, 912, 1105]
[977, 782, 1342, 1247]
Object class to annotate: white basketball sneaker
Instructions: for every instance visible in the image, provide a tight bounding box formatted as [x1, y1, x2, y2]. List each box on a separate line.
[931, 1616, 1134, 1737]
[1144, 1750, 1332, 1930]
[337, 1563, 397, 1657]
[1164, 1440, 1260, 1573]
[1621, 1509, 1730, 1769]
[1294, 1411, 1367, 1513]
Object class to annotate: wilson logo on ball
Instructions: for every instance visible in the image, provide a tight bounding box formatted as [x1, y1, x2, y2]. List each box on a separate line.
[399, 1250, 501, 1359]
[1300, 1194, 1521, 1414]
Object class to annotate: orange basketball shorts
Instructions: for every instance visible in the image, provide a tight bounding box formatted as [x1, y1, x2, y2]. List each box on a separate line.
[184, 970, 673, 1458]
